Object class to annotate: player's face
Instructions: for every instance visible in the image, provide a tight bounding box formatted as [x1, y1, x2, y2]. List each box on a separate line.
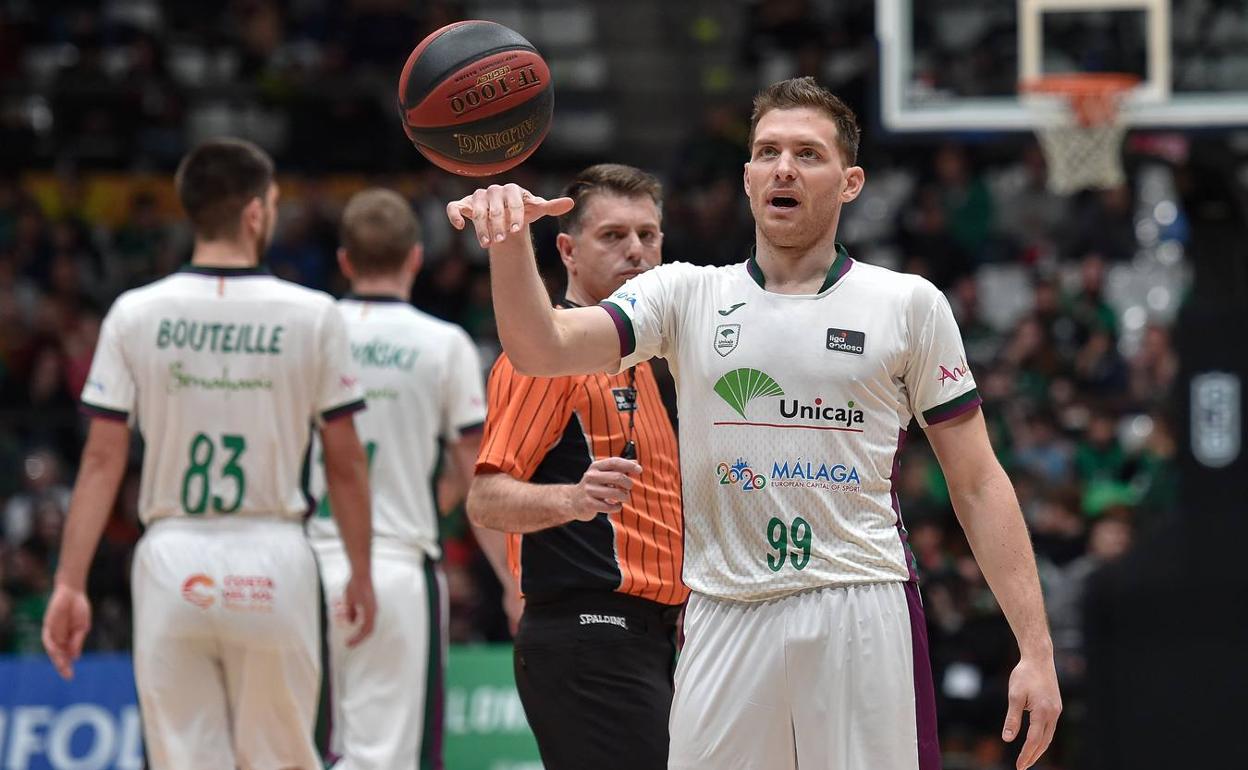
[561, 193, 663, 303]
[744, 107, 864, 252]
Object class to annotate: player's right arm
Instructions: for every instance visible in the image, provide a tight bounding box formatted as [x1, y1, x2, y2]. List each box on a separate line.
[467, 459, 641, 534]
[43, 418, 131, 679]
[446, 184, 621, 377]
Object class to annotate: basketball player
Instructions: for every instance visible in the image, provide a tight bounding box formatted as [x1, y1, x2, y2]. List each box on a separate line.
[306, 188, 486, 770]
[448, 78, 1061, 770]
[467, 164, 686, 770]
[42, 138, 376, 769]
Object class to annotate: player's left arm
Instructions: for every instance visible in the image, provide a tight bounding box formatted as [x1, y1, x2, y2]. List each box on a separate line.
[926, 408, 1062, 770]
[43, 418, 131, 680]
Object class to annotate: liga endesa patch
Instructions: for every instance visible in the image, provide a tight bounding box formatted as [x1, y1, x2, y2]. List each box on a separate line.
[826, 328, 865, 355]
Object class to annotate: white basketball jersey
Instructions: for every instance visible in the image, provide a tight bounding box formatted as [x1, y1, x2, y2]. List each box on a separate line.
[305, 297, 486, 558]
[602, 247, 981, 601]
[79, 265, 365, 525]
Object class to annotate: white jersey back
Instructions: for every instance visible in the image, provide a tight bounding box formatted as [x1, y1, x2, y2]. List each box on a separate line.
[80, 265, 365, 526]
[602, 248, 981, 601]
[305, 297, 486, 558]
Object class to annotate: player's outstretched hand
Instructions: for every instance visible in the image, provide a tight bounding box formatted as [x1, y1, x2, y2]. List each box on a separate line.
[565, 457, 642, 522]
[1002, 654, 1062, 769]
[342, 571, 377, 648]
[42, 584, 91, 681]
[445, 184, 574, 248]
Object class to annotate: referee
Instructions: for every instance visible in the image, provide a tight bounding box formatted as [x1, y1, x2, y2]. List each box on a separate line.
[467, 164, 686, 770]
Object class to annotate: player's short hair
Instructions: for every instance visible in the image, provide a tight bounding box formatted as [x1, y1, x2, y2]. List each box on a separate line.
[558, 164, 663, 234]
[749, 76, 861, 166]
[174, 138, 275, 240]
[339, 188, 421, 276]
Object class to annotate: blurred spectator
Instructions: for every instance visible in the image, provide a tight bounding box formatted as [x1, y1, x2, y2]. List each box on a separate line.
[1074, 411, 1128, 488]
[112, 191, 178, 289]
[1128, 323, 1179, 409]
[3, 449, 71, 548]
[1039, 515, 1133, 686]
[932, 144, 995, 264]
[1013, 410, 1074, 486]
[899, 184, 973, 289]
[3, 537, 53, 653]
[948, 274, 1001, 369]
[1065, 186, 1136, 262]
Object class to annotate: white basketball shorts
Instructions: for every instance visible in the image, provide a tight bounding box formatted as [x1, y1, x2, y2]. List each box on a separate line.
[314, 539, 447, 770]
[131, 517, 321, 770]
[668, 581, 940, 770]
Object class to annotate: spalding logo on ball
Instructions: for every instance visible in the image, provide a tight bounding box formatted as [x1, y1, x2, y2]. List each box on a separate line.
[398, 20, 553, 177]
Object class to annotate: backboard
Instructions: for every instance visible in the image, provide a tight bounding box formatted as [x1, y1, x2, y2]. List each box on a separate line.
[877, 0, 1248, 131]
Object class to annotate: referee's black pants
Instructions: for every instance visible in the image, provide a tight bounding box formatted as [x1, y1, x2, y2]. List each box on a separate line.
[513, 590, 681, 770]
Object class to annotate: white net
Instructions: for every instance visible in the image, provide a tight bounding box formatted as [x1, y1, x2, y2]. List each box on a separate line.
[1033, 120, 1129, 195]
[1024, 77, 1135, 196]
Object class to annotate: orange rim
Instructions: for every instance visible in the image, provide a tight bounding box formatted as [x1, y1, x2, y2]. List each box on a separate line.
[1020, 73, 1140, 126]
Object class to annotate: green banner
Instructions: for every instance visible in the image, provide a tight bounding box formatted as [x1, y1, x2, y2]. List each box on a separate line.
[445, 644, 543, 770]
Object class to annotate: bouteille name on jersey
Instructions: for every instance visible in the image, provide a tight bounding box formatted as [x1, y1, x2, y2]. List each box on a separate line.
[156, 318, 284, 355]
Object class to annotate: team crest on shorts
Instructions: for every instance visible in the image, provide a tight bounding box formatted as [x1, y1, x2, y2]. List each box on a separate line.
[715, 324, 740, 357]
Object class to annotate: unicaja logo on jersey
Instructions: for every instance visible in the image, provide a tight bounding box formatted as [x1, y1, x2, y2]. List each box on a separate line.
[713, 368, 784, 419]
[779, 398, 865, 429]
[713, 368, 866, 432]
[181, 574, 216, 609]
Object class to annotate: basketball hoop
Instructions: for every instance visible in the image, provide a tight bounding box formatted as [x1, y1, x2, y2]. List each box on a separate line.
[1020, 73, 1140, 195]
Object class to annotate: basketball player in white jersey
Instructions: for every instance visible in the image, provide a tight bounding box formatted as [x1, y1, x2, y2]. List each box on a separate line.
[447, 78, 1062, 770]
[42, 139, 377, 770]
[306, 189, 486, 770]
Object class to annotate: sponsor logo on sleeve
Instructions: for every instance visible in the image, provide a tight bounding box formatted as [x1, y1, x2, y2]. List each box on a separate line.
[610, 290, 637, 309]
[936, 359, 970, 384]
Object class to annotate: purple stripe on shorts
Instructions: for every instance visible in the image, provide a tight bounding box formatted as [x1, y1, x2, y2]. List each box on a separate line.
[904, 581, 942, 770]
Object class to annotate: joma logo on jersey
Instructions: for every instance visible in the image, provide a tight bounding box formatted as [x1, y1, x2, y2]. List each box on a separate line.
[779, 398, 865, 428]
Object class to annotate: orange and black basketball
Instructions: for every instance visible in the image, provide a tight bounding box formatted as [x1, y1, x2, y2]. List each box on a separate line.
[398, 21, 553, 177]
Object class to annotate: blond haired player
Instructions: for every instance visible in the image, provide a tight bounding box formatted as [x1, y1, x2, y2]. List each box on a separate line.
[448, 78, 1062, 770]
[42, 139, 377, 770]
[306, 188, 487, 770]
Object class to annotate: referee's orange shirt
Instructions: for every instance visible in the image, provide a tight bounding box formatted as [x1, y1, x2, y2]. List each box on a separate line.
[476, 352, 687, 606]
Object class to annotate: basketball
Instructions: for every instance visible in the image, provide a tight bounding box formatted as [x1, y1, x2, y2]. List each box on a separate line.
[398, 20, 553, 177]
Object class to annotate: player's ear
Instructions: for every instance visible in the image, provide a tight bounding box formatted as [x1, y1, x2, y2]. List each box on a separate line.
[841, 166, 865, 203]
[405, 244, 424, 277]
[242, 196, 264, 237]
[336, 247, 356, 281]
[555, 232, 575, 271]
[742, 161, 751, 200]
